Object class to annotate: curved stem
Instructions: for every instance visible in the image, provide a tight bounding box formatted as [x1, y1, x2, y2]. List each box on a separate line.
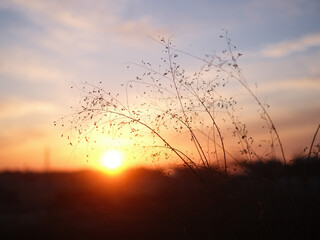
[84, 108, 200, 175]
[308, 123, 320, 160]
[167, 43, 210, 168]
[172, 43, 287, 165]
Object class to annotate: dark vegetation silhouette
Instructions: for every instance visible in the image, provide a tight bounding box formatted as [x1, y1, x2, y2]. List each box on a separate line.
[55, 32, 296, 177]
[3, 32, 316, 239]
[0, 160, 320, 239]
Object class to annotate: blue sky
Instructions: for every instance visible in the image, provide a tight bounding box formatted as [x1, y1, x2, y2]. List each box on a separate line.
[0, 0, 319, 170]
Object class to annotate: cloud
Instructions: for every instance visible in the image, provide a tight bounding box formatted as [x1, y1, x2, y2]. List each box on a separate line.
[114, 18, 169, 47]
[0, 47, 70, 82]
[1, 0, 96, 30]
[1, 0, 169, 52]
[261, 32, 320, 58]
[247, 0, 319, 17]
[0, 97, 56, 120]
[261, 78, 320, 93]
[0, 127, 47, 149]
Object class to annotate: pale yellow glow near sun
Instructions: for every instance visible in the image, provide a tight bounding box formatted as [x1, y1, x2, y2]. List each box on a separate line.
[101, 150, 124, 173]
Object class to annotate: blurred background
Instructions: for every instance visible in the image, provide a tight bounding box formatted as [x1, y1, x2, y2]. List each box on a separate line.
[0, 0, 319, 171]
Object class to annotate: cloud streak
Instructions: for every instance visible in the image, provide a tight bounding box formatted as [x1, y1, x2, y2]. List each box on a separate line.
[261, 78, 320, 92]
[0, 97, 56, 120]
[0, 47, 71, 82]
[1, 0, 169, 52]
[0, 127, 47, 149]
[261, 32, 320, 58]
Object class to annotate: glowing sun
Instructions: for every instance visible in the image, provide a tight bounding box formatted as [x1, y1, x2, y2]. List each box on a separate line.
[101, 150, 123, 171]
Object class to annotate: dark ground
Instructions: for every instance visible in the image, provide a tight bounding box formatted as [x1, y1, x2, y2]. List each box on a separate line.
[0, 158, 319, 240]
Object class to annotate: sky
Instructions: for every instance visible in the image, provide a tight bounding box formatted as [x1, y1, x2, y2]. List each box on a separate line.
[0, 0, 319, 171]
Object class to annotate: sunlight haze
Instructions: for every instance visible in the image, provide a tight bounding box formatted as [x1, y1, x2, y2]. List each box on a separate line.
[0, 0, 319, 171]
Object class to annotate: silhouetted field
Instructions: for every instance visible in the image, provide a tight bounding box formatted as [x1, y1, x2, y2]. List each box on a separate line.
[0, 158, 319, 240]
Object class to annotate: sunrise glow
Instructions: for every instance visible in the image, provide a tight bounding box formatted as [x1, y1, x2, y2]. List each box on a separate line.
[101, 150, 124, 173]
[0, 0, 319, 172]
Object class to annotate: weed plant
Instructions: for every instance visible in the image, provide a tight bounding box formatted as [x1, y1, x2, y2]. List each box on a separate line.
[1, 161, 320, 239]
[55, 32, 304, 178]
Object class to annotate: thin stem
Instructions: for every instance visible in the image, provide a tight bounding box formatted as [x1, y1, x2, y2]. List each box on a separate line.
[172, 42, 287, 165]
[84, 107, 200, 174]
[167, 42, 210, 168]
[308, 123, 320, 160]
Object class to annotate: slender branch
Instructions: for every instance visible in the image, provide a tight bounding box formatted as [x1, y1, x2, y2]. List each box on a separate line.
[82, 107, 200, 174]
[171, 39, 287, 165]
[308, 123, 320, 160]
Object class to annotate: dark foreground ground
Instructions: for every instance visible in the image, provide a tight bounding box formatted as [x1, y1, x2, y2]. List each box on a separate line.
[0, 158, 319, 240]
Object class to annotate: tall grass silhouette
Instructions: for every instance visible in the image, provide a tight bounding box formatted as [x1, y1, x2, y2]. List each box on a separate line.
[56, 32, 297, 176]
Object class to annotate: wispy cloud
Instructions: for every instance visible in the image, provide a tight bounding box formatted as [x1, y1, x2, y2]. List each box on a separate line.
[0, 47, 70, 82]
[1, 0, 169, 52]
[0, 127, 47, 149]
[1, 0, 96, 30]
[261, 78, 320, 92]
[261, 32, 320, 58]
[0, 97, 56, 120]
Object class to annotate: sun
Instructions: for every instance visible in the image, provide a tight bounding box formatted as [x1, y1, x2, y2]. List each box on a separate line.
[101, 150, 124, 173]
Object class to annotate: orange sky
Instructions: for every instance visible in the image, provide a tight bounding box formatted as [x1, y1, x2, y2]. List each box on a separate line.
[0, 0, 319, 171]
